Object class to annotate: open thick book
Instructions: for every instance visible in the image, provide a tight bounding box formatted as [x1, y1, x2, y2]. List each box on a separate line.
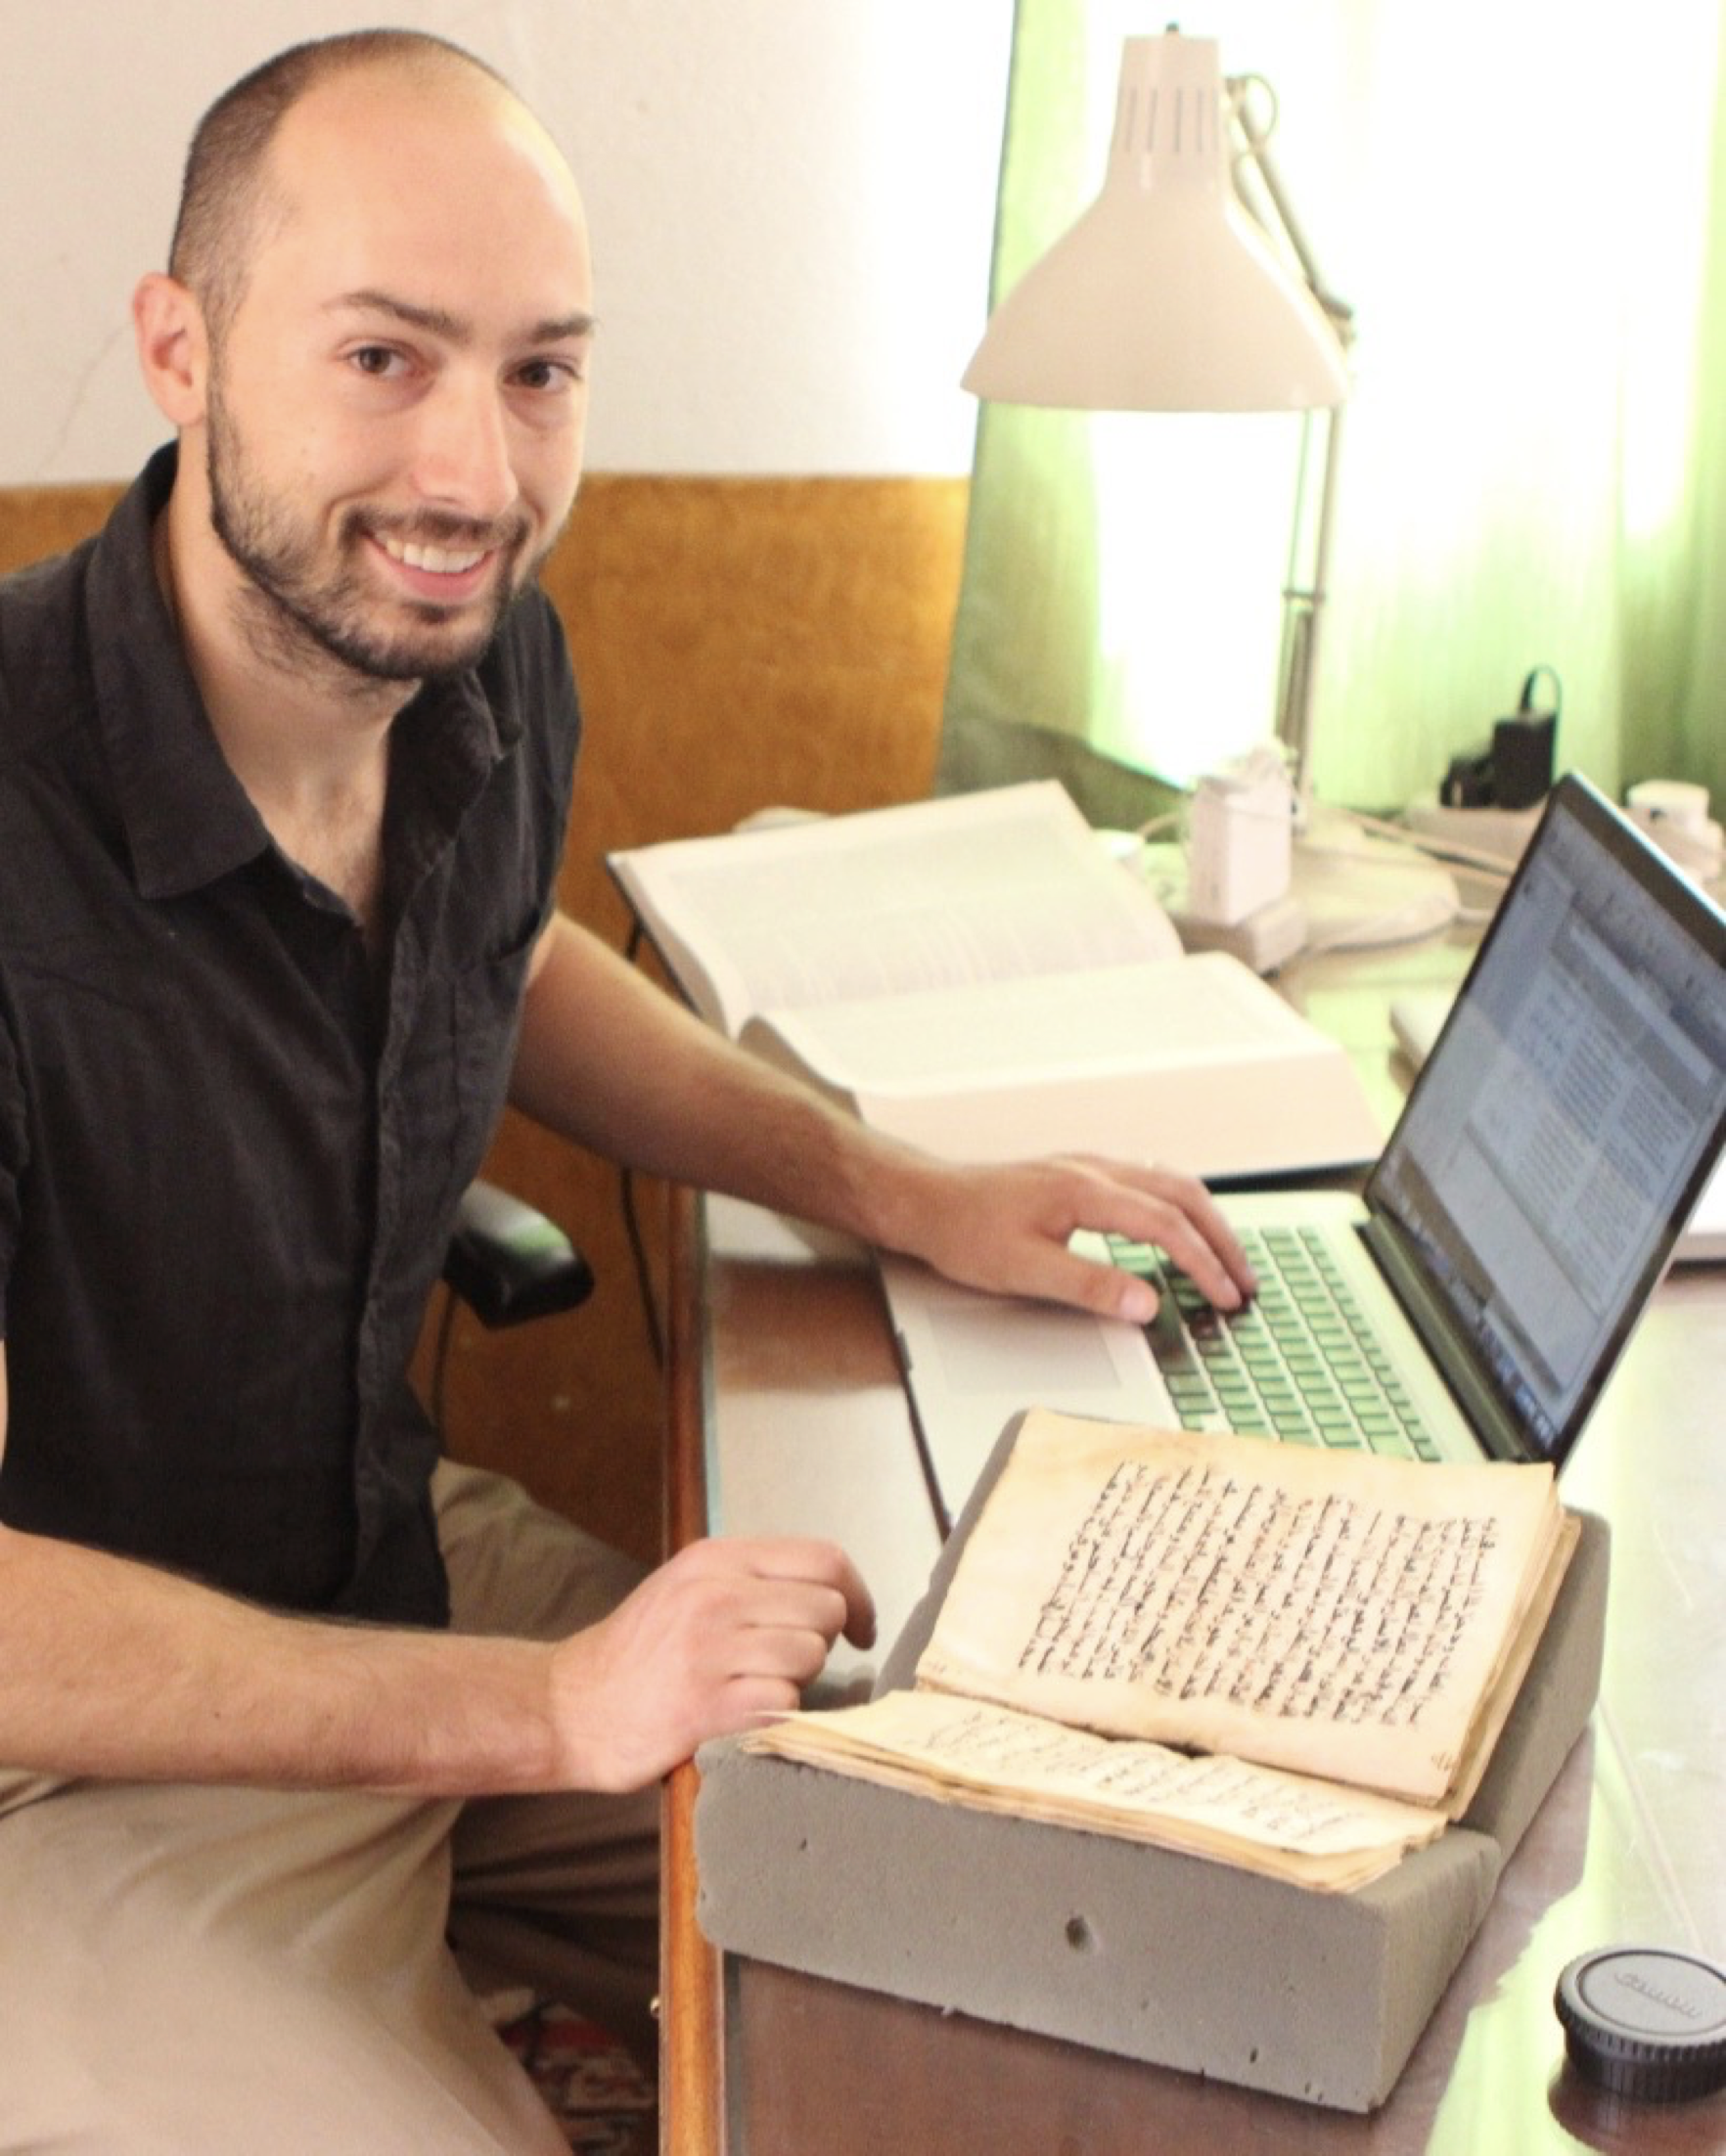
[609, 783, 1385, 1180]
[744, 1410, 1579, 1893]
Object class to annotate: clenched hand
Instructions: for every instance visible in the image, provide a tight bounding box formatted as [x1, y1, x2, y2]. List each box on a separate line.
[548, 1536, 876, 1791]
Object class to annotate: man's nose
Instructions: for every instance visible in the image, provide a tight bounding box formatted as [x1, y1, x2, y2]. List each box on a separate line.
[410, 375, 519, 520]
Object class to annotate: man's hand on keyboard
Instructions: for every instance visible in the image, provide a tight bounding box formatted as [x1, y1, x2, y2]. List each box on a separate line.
[875, 1151, 1257, 1325]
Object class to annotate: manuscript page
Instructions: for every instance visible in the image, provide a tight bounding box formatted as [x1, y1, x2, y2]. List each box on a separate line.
[914, 1412, 1568, 1808]
[746, 1688, 1447, 1892]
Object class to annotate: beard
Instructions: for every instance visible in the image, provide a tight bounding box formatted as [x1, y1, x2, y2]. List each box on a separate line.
[204, 382, 540, 685]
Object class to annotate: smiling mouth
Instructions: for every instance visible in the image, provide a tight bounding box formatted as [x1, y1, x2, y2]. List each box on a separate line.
[375, 530, 493, 577]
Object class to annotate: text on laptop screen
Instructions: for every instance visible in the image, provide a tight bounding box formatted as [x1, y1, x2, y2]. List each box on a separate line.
[1369, 788, 1726, 1462]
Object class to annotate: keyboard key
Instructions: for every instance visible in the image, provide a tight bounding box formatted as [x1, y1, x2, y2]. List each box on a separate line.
[1108, 1229, 1437, 1460]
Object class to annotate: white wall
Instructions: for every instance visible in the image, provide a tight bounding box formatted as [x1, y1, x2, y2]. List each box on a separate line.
[0, 0, 1011, 483]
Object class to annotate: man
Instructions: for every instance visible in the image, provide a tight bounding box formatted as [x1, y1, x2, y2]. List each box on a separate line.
[0, 30, 1254, 2151]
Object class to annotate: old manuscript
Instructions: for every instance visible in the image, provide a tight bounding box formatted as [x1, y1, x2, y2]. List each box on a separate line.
[745, 1410, 1577, 1891]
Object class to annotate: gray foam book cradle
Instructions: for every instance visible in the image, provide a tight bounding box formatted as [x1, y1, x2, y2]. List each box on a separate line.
[695, 1415, 1610, 2113]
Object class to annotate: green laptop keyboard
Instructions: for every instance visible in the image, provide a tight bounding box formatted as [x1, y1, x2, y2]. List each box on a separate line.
[1107, 1225, 1441, 1460]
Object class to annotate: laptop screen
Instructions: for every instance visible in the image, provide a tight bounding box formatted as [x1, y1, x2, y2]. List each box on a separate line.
[1366, 776, 1726, 1466]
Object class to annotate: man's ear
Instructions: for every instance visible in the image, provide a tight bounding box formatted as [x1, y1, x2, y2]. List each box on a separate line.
[132, 273, 210, 428]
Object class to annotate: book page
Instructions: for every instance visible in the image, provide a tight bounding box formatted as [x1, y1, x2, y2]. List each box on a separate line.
[745, 1689, 1446, 1893]
[916, 1413, 1565, 1807]
[741, 953, 1385, 1178]
[608, 782, 1181, 1035]
[749, 954, 1331, 1094]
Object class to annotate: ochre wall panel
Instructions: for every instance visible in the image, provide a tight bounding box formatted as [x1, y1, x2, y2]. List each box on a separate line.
[0, 483, 123, 570]
[0, 472, 969, 1561]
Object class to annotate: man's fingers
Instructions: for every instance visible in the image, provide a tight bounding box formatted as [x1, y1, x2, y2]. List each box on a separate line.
[678, 1536, 877, 1650]
[980, 1167, 1251, 1321]
[700, 1584, 855, 1679]
[1062, 1159, 1257, 1312]
[1131, 1197, 1255, 1312]
[710, 1672, 825, 1737]
[548, 1535, 880, 1790]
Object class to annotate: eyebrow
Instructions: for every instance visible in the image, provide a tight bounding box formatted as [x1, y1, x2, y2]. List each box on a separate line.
[327, 289, 596, 344]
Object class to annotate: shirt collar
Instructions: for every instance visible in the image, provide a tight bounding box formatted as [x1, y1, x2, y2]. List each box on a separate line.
[85, 444, 521, 904]
[87, 446, 268, 901]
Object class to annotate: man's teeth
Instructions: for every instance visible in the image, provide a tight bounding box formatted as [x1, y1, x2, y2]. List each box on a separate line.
[380, 534, 488, 574]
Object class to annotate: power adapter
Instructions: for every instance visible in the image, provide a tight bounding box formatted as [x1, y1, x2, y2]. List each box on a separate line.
[1183, 749, 1294, 928]
[1173, 892, 1310, 972]
[1441, 666, 1561, 813]
[1141, 840, 1309, 973]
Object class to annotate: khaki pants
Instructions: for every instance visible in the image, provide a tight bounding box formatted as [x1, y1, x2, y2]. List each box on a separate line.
[0, 1463, 659, 2154]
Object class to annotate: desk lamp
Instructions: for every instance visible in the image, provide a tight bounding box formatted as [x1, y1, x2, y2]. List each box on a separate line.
[962, 26, 1352, 813]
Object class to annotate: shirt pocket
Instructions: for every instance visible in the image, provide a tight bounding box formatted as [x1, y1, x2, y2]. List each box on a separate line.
[386, 902, 544, 1269]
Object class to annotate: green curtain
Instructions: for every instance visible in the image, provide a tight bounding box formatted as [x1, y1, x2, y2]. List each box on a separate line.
[1619, 27, 1726, 803]
[942, 1, 1726, 820]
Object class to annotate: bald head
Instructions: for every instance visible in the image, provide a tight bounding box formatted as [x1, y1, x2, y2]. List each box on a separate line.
[169, 31, 550, 340]
[134, 30, 592, 693]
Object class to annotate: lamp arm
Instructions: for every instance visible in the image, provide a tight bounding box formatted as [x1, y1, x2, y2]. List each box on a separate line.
[1225, 72, 1351, 805]
[1276, 403, 1345, 805]
[1225, 74, 1354, 349]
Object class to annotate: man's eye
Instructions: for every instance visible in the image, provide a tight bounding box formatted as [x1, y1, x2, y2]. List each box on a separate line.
[349, 345, 403, 378]
[517, 358, 582, 393]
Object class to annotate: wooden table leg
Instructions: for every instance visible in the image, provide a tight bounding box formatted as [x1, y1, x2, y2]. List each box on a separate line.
[659, 1187, 724, 2155]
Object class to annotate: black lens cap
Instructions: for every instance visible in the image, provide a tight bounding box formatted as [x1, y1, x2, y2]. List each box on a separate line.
[1555, 1946, 1726, 2103]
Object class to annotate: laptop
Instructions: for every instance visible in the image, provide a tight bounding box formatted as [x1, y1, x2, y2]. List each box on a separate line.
[1389, 987, 1726, 1264]
[882, 774, 1726, 1523]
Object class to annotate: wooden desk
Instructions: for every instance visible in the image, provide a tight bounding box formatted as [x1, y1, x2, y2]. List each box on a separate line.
[659, 941, 1726, 2154]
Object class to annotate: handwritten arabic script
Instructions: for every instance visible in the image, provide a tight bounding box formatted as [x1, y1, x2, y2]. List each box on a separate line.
[1019, 1460, 1499, 1729]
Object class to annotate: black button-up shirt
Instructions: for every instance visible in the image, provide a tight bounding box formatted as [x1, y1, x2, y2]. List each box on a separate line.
[0, 447, 580, 1624]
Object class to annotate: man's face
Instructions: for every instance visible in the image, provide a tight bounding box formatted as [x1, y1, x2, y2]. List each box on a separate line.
[196, 72, 594, 686]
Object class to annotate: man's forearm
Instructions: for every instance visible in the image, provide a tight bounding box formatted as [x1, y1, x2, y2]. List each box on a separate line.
[0, 1521, 563, 1795]
[0, 1510, 872, 1800]
[505, 912, 1258, 1319]
[507, 912, 929, 1241]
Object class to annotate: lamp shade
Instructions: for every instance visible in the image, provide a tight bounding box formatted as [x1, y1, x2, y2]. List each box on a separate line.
[963, 32, 1348, 414]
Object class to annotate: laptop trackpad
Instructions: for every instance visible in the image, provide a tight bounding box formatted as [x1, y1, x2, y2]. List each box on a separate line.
[932, 1300, 1127, 1395]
